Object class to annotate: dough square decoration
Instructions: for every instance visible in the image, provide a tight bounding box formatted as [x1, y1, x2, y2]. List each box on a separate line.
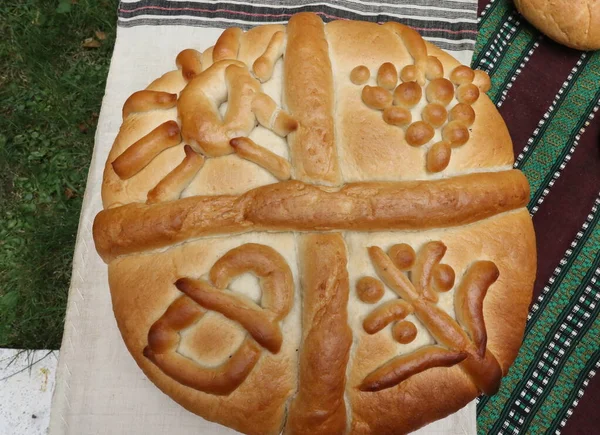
[92, 12, 537, 435]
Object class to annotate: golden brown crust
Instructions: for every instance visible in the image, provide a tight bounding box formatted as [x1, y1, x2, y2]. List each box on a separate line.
[382, 106, 411, 127]
[449, 65, 475, 86]
[230, 137, 291, 180]
[286, 233, 352, 435]
[514, 0, 600, 50]
[391, 321, 418, 344]
[455, 261, 499, 358]
[213, 27, 243, 61]
[251, 92, 298, 137]
[122, 90, 177, 119]
[393, 81, 422, 108]
[388, 243, 416, 271]
[356, 277, 385, 304]
[146, 145, 205, 204]
[108, 237, 298, 435]
[112, 120, 181, 180]
[376, 62, 398, 90]
[350, 65, 370, 85]
[426, 78, 454, 106]
[144, 292, 262, 395]
[253, 31, 286, 82]
[457, 83, 480, 105]
[443, 120, 470, 147]
[94, 170, 530, 262]
[421, 103, 448, 128]
[363, 300, 413, 334]
[427, 141, 452, 173]
[405, 121, 434, 146]
[449, 103, 476, 127]
[425, 55, 444, 80]
[412, 241, 447, 303]
[284, 13, 341, 185]
[361, 85, 393, 110]
[382, 22, 427, 85]
[175, 49, 203, 81]
[359, 346, 468, 392]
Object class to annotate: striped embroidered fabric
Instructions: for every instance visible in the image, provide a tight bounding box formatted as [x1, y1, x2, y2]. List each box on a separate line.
[118, 0, 478, 51]
[474, 0, 600, 433]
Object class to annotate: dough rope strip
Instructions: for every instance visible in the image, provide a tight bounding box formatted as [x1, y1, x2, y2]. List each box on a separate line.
[94, 170, 530, 262]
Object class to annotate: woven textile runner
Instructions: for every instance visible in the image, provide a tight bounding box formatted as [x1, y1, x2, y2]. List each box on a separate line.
[473, 0, 600, 434]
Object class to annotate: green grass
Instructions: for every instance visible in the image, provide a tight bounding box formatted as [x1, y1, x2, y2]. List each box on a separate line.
[0, 0, 118, 349]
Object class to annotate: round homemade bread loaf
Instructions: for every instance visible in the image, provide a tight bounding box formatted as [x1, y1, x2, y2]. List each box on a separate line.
[93, 12, 536, 434]
[514, 0, 600, 50]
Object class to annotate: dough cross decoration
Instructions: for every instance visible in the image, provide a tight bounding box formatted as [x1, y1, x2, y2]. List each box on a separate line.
[359, 242, 502, 395]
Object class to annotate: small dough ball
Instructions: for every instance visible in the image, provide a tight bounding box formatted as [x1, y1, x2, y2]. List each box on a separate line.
[351, 65, 370, 85]
[426, 78, 454, 106]
[432, 264, 456, 292]
[421, 103, 448, 128]
[406, 121, 435, 147]
[362, 85, 393, 110]
[449, 65, 475, 85]
[442, 120, 470, 147]
[393, 81, 422, 108]
[389, 243, 416, 270]
[377, 62, 398, 90]
[383, 106, 412, 127]
[356, 276, 385, 304]
[392, 321, 418, 344]
[449, 103, 476, 127]
[456, 83, 480, 105]
[400, 65, 418, 82]
[425, 56, 444, 80]
[473, 69, 491, 93]
[426, 141, 452, 173]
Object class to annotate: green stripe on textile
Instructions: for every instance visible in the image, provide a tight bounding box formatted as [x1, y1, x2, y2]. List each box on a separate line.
[515, 255, 600, 431]
[472, 10, 514, 72]
[526, 310, 600, 433]
[472, 0, 510, 66]
[548, 348, 600, 431]
[487, 252, 600, 433]
[477, 206, 600, 432]
[487, 28, 538, 103]
[477, 204, 597, 414]
[528, 88, 600, 209]
[520, 53, 600, 202]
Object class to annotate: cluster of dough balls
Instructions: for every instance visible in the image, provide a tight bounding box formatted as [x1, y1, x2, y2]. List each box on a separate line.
[351, 58, 491, 173]
[355, 243, 456, 345]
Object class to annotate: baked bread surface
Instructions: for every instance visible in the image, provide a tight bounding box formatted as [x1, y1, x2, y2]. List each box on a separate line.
[93, 13, 536, 435]
[514, 0, 600, 50]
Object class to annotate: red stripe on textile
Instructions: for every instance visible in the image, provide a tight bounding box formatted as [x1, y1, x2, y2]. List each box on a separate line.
[562, 373, 600, 435]
[477, 0, 492, 15]
[118, 5, 479, 34]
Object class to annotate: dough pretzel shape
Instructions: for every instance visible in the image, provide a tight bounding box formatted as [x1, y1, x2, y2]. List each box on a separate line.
[94, 13, 536, 435]
[144, 243, 294, 395]
[361, 243, 502, 395]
